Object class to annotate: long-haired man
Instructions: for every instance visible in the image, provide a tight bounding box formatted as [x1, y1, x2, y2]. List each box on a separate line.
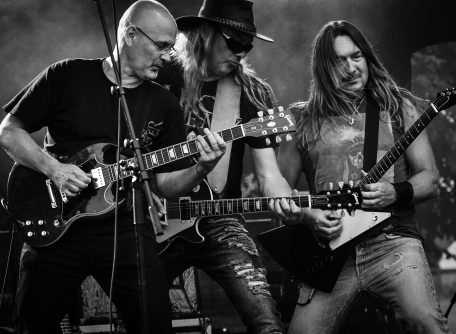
[277, 20, 451, 333]
[155, 0, 293, 332]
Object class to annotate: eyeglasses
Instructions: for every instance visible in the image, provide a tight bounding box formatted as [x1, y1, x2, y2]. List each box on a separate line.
[133, 26, 175, 53]
[219, 31, 253, 54]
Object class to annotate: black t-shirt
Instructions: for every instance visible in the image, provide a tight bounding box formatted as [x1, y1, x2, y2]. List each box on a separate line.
[4, 58, 188, 174]
[156, 61, 276, 199]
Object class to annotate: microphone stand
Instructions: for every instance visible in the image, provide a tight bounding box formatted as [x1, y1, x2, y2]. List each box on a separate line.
[92, 2, 164, 333]
[443, 249, 456, 319]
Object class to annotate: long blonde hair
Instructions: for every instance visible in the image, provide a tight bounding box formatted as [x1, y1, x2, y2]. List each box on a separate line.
[174, 22, 275, 122]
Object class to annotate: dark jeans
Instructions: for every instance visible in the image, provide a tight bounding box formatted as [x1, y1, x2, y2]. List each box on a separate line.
[161, 216, 284, 334]
[14, 218, 173, 334]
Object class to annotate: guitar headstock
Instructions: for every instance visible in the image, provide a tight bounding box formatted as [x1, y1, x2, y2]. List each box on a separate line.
[315, 187, 363, 211]
[243, 106, 296, 141]
[435, 88, 456, 112]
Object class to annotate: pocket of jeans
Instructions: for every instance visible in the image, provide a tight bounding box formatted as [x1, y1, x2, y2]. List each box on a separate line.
[384, 233, 402, 240]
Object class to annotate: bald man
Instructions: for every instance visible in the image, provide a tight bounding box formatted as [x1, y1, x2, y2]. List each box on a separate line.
[0, 1, 225, 333]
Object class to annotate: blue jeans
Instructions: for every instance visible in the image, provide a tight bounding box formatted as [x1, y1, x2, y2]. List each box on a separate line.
[288, 233, 451, 334]
[161, 216, 284, 334]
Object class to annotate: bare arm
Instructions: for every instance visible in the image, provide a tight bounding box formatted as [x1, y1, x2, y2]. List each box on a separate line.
[402, 100, 439, 203]
[251, 146, 293, 197]
[362, 100, 439, 209]
[0, 113, 91, 196]
[276, 137, 303, 188]
[273, 134, 343, 238]
[155, 128, 225, 198]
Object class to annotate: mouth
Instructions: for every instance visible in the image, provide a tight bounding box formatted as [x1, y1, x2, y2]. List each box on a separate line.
[343, 76, 360, 84]
[227, 60, 241, 68]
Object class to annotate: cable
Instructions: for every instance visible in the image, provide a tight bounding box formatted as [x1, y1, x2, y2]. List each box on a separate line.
[0, 199, 16, 314]
[108, 1, 121, 333]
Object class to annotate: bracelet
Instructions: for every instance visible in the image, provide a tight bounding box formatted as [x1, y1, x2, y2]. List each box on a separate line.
[195, 164, 207, 178]
[392, 181, 414, 208]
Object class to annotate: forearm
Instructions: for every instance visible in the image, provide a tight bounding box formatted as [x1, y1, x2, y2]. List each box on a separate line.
[407, 169, 439, 204]
[258, 174, 293, 198]
[155, 163, 206, 198]
[0, 124, 59, 178]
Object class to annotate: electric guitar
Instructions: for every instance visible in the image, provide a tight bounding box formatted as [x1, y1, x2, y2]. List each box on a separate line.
[257, 88, 456, 292]
[156, 180, 363, 255]
[7, 109, 296, 247]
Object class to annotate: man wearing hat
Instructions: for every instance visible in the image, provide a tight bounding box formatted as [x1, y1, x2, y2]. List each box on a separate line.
[156, 0, 293, 332]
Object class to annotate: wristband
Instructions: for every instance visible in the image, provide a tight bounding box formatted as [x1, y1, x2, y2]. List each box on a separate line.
[392, 181, 414, 208]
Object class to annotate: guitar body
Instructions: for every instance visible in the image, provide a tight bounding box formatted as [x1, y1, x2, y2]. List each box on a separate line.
[7, 143, 125, 247]
[329, 210, 391, 249]
[257, 225, 349, 292]
[157, 180, 216, 254]
[257, 209, 392, 292]
[6, 111, 298, 248]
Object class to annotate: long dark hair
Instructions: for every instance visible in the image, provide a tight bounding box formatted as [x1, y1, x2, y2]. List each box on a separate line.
[295, 20, 419, 146]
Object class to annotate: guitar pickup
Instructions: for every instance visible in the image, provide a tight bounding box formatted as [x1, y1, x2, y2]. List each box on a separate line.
[179, 197, 191, 221]
[91, 167, 105, 189]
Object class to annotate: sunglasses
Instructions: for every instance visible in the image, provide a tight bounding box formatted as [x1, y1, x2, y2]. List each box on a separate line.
[133, 26, 175, 53]
[219, 31, 253, 54]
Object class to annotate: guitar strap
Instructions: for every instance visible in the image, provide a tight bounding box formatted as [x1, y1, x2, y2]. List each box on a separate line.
[207, 76, 241, 194]
[362, 97, 380, 172]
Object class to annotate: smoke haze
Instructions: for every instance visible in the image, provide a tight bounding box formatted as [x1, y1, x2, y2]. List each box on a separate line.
[0, 0, 455, 197]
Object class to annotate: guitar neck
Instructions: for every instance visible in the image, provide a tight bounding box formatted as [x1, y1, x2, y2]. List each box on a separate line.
[185, 195, 328, 217]
[359, 102, 440, 187]
[108, 124, 246, 181]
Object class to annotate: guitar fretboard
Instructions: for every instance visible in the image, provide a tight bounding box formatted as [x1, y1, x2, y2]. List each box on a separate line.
[103, 125, 245, 183]
[182, 195, 332, 218]
[359, 97, 446, 187]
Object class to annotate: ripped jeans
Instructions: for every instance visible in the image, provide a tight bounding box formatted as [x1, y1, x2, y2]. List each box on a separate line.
[160, 216, 284, 334]
[288, 233, 451, 334]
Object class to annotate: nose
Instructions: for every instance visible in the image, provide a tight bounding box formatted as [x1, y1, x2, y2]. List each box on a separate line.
[346, 59, 357, 74]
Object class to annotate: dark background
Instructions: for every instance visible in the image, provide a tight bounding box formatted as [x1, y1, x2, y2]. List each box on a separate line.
[1, 0, 456, 331]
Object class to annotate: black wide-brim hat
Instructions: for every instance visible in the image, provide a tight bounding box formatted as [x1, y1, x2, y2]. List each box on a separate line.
[176, 0, 274, 43]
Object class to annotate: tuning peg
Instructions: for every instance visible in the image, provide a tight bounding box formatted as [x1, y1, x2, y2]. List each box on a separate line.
[286, 134, 293, 141]
[257, 111, 264, 117]
[328, 182, 334, 190]
[275, 136, 282, 143]
[278, 106, 284, 112]
[265, 138, 271, 145]
[338, 181, 344, 189]
[348, 180, 354, 188]
[267, 108, 274, 115]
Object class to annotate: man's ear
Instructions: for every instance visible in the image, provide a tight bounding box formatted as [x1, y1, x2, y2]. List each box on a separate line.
[124, 26, 137, 47]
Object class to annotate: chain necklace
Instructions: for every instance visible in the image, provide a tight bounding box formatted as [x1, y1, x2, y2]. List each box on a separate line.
[345, 96, 366, 125]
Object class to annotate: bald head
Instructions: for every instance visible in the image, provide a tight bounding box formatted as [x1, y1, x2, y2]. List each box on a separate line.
[118, 0, 177, 45]
[111, 1, 177, 83]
